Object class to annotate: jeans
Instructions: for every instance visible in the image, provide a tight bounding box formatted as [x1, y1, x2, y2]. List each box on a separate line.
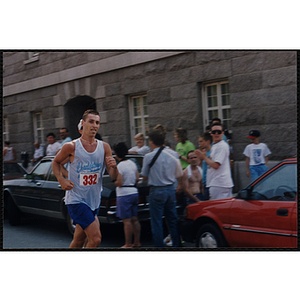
[249, 164, 268, 181]
[149, 185, 180, 247]
[203, 186, 210, 201]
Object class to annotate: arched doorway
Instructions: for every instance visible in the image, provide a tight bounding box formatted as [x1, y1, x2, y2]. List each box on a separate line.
[64, 95, 96, 139]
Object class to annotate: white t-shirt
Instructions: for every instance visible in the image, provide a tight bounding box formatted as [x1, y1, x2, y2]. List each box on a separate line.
[116, 160, 138, 197]
[33, 146, 44, 159]
[207, 140, 233, 188]
[243, 143, 271, 165]
[129, 145, 151, 156]
[46, 142, 61, 156]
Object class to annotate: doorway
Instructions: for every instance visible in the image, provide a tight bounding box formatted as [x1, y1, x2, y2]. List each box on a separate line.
[64, 96, 96, 139]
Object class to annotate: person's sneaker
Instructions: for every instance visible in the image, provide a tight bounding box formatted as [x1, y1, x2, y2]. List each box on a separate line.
[166, 240, 173, 247]
[163, 234, 171, 245]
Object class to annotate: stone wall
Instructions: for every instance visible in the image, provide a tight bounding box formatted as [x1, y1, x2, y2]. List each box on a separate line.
[3, 51, 297, 165]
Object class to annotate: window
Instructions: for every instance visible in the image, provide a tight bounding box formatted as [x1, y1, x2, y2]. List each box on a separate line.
[24, 52, 39, 64]
[250, 163, 297, 201]
[32, 160, 51, 181]
[33, 113, 44, 144]
[3, 118, 9, 142]
[203, 81, 231, 131]
[129, 95, 149, 146]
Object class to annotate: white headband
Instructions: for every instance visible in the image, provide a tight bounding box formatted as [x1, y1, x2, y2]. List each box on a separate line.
[77, 119, 83, 131]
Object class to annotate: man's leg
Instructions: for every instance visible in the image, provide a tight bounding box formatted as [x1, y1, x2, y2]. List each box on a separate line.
[69, 224, 87, 248]
[164, 187, 180, 247]
[84, 216, 102, 248]
[149, 187, 166, 247]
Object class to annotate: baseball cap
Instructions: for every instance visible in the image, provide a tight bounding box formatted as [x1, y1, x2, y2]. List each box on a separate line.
[247, 130, 260, 138]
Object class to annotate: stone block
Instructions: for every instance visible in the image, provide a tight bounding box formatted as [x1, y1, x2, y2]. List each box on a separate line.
[261, 51, 296, 70]
[264, 104, 297, 124]
[102, 96, 126, 110]
[230, 73, 263, 93]
[147, 88, 171, 104]
[95, 86, 105, 99]
[122, 78, 149, 95]
[170, 83, 197, 101]
[55, 117, 65, 128]
[231, 52, 264, 75]
[105, 83, 122, 97]
[53, 95, 62, 106]
[231, 108, 265, 126]
[262, 66, 296, 88]
[195, 51, 227, 65]
[99, 111, 107, 123]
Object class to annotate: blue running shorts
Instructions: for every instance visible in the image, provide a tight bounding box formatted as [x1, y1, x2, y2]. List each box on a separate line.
[116, 193, 139, 219]
[67, 203, 100, 230]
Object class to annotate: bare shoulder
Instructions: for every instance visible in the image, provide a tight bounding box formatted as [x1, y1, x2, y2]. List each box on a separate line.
[102, 141, 112, 155]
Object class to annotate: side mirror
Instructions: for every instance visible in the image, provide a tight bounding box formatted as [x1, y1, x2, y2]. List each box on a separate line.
[237, 189, 250, 200]
[25, 174, 32, 180]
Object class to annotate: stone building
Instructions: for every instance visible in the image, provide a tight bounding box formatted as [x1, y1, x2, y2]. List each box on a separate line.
[3, 51, 297, 191]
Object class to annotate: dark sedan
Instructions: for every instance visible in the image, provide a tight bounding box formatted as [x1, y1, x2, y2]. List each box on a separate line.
[3, 155, 150, 235]
[3, 161, 28, 181]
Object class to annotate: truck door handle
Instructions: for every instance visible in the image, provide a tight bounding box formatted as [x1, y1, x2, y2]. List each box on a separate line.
[277, 209, 288, 216]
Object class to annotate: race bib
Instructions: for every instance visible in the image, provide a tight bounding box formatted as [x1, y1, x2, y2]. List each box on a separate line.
[79, 172, 100, 186]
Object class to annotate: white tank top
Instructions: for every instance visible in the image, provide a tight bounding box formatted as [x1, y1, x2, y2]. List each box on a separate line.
[4, 147, 14, 161]
[65, 138, 105, 210]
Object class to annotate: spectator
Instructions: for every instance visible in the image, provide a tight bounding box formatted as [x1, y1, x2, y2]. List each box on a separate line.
[113, 142, 141, 248]
[57, 128, 72, 153]
[128, 133, 151, 155]
[174, 127, 196, 169]
[195, 123, 233, 200]
[210, 118, 228, 143]
[46, 133, 61, 156]
[243, 130, 271, 181]
[32, 142, 44, 164]
[182, 150, 203, 205]
[3, 140, 17, 161]
[141, 129, 182, 247]
[198, 132, 212, 200]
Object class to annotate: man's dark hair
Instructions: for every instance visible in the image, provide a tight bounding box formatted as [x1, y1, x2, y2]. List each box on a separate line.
[211, 117, 222, 124]
[4, 140, 10, 146]
[200, 132, 212, 143]
[113, 142, 128, 159]
[187, 150, 196, 159]
[82, 109, 100, 120]
[60, 127, 69, 132]
[149, 129, 165, 147]
[211, 122, 224, 131]
[46, 133, 55, 138]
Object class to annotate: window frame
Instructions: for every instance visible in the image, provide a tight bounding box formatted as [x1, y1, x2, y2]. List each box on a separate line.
[3, 117, 9, 142]
[24, 52, 39, 64]
[33, 112, 44, 145]
[202, 81, 231, 131]
[128, 94, 149, 146]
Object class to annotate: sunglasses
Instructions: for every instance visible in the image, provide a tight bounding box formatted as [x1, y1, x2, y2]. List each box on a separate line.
[211, 130, 222, 135]
[188, 156, 198, 159]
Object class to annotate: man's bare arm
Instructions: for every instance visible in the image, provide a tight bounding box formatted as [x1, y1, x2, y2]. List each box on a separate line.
[51, 142, 75, 190]
[103, 142, 118, 181]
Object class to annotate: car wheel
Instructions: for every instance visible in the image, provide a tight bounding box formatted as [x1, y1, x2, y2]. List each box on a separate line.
[7, 195, 22, 226]
[67, 211, 75, 236]
[196, 223, 226, 248]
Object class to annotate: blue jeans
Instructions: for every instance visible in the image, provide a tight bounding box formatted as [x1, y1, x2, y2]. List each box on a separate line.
[250, 164, 268, 181]
[149, 185, 180, 247]
[203, 186, 210, 201]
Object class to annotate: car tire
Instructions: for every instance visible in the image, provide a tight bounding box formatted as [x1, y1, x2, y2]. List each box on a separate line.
[7, 195, 22, 226]
[196, 223, 226, 248]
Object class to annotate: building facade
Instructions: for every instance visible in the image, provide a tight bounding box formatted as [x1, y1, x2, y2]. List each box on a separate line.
[3, 51, 297, 190]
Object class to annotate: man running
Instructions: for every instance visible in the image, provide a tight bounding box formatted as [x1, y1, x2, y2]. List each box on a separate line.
[51, 109, 118, 248]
